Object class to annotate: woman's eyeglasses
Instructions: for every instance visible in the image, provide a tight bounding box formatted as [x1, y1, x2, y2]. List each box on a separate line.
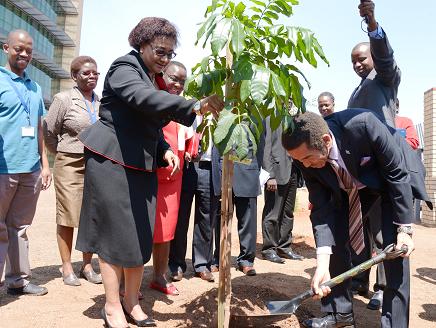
[149, 44, 177, 60]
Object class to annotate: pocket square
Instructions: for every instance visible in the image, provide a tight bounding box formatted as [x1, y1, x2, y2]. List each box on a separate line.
[360, 156, 371, 166]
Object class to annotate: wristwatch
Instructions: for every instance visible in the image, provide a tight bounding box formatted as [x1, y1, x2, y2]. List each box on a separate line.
[192, 100, 202, 115]
[397, 225, 413, 236]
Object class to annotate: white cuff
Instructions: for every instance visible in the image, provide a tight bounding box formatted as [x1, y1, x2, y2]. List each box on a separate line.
[316, 246, 333, 255]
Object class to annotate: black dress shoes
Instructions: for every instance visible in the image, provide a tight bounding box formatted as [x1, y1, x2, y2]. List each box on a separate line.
[262, 251, 285, 264]
[367, 290, 383, 310]
[121, 302, 156, 327]
[277, 249, 304, 260]
[302, 312, 355, 328]
[7, 283, 48, 296]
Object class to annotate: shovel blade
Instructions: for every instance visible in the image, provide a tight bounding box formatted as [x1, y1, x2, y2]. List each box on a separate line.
[266, 300, 299, 315]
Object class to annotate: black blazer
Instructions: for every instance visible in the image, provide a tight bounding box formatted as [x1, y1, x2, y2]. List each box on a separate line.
[296, 109, 431, 248]
[348, 29, 400, 128]
[79, 50, 196, 171]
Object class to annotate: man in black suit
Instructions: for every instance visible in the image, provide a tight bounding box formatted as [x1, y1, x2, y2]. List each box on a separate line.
[282, 110, 431, 328]
[348, 0, 400, 128]
[212, 143, 263, 276]
[348, 0, 401, 307]
[261, 118, 303, 263]
[168, 118, 218, 282]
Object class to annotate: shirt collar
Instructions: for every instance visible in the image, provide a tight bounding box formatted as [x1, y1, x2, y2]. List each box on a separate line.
[0, 67, 31, 82]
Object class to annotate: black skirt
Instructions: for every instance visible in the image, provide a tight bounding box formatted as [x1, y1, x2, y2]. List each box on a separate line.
[76, 149, 157, 267]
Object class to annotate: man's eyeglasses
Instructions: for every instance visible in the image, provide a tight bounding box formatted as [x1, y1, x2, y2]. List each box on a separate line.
[164, 72, 185, 85]
[149, 44, 177, 60]
[79, 71, 100, 77]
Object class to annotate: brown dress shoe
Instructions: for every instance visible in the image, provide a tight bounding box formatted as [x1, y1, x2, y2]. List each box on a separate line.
[195, 270, 215, 282]
[237, 265, 256, 276]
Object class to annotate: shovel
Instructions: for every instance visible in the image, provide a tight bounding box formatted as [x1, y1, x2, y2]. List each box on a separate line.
[265, 243, 407, 316]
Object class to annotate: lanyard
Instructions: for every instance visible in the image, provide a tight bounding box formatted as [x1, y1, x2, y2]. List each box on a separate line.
[81, 93, 98, 124]
[4, 73, 31, 126]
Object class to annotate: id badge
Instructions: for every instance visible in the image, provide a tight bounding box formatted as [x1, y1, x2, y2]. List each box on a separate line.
[22, 126, 35, 137]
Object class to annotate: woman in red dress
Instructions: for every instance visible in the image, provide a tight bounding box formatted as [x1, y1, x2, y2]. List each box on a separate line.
[150, 61, 196, 295]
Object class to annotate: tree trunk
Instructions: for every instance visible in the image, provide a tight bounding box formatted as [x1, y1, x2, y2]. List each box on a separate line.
[217, 44, 235, 328]
[217, 154, 234, 328]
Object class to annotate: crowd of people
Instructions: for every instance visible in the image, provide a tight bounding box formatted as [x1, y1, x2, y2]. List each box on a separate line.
[0, 1, 429, 328]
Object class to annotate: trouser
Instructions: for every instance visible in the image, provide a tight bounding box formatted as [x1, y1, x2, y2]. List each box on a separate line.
[0, 170, 41, 288]
[262, 172, 297, 254]
[214, 195, 257, 267]
[323, 190, 410, 328]
[168, 161, 218, 273]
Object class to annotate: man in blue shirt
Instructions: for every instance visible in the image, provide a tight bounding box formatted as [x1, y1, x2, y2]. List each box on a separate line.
[0, 29, 51, 296]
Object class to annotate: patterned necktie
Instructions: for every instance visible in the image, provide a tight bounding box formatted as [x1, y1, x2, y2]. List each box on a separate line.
[330, 161, 365, 255]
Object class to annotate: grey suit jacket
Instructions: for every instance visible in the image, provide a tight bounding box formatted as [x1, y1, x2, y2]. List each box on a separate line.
[348, 28, 400, 128]
[262, 118, 292, 185]
[296, 109, 431, 248]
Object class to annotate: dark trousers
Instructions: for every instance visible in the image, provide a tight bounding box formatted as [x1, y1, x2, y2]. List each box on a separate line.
[261, 171, 297, 254]
[213, 195, 257, 267]
[324, 190, 410, 328]
[168, 161, 217, 273]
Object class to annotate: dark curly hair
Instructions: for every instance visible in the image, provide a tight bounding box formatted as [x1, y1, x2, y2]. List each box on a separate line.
[128, 17, 179, 51]
[282, 111, 329, 151]
[70, 55, 97, 78]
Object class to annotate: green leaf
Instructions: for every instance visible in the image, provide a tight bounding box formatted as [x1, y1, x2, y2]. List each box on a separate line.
[289, 74, 303, 109]
[233, 124, 249, 160]
[250, 65, 271, 104]
[231, 19, 246, 58]
[196, 13, 218, 44]
[250, 0, 266, 7]
[270, 71, 286, 97]
[200, 56, 210, 73]
[233, 55, 254, 83]
[214, 107, 237, 144]
[235, 1, 246, 17]
[264, 10, 279, 20]
[240, 79, 251, 102]
[269, 109, 282, 131]
[262, 16, 273, 25]
[211, 18, 231, 56]
[313, 37, 330, 66]
[250, 6, 262, 13]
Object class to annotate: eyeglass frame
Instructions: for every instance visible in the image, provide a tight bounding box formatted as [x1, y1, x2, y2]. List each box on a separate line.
[149, 44, 177, 60]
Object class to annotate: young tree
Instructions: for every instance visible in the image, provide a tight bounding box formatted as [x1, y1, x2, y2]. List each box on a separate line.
[185, 1, 328, 326]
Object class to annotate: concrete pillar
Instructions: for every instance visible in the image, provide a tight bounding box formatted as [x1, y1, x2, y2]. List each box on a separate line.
[422, 88, 436, 226]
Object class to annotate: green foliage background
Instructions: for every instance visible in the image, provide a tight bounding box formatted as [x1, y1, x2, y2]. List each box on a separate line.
[185, 0, 329, 160]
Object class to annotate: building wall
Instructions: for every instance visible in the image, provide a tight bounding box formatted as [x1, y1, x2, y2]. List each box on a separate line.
[0, 0, 83, 103]
[422, 88, 436, 226]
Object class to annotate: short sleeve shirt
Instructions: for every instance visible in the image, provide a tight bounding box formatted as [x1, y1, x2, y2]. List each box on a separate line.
[0, 67, 46, 173]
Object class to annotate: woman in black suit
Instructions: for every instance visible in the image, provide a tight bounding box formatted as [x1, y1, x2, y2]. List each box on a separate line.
[76, 17, 223, 328]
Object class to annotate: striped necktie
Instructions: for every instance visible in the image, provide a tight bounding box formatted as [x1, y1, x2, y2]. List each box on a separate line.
[329, 161, 365, 255]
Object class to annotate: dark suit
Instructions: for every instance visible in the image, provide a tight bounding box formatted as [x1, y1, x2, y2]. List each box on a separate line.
[297, 110, 430, 328]
[261, 119, 296, 254]
[348, 28, 401, 291]
[348, 28, 400, 128]
[212, 144, 263, 267]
